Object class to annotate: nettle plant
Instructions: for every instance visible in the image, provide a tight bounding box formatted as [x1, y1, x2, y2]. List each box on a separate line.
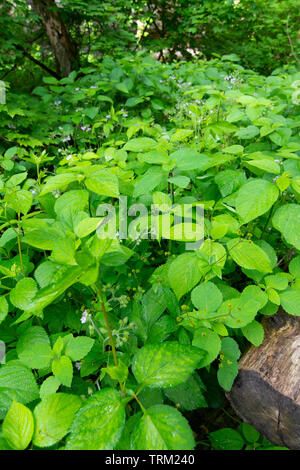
[0, 55, 299, 450]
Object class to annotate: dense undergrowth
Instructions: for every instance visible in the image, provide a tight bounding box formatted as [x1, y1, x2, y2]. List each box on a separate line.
[0, 53, 300, 450]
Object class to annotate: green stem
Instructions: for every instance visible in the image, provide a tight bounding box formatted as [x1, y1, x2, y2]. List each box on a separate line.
[17, 214, 25, 277]
[94, 282, 118, 368]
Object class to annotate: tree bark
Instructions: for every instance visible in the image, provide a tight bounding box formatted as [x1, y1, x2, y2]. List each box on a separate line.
[28, 0, 79, 77]
[227, 309, 300, 449]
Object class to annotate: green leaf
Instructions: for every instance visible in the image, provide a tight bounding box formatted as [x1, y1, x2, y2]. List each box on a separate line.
[192, 327, 221, 367]
[217, 337, 240, 391]
[75, 217, 104, 238]
[236, 180, 279, 223]
[2, 401, 34, 450]
[0, 364, 39, 419]
[280, 288, 300, 316]
[52, 355, 73, 386]
[131, 404, 195, 450]
[0, 297, 8, 324]
[246, 159, 280, 174]
[102, 360, 128, 383]
[39, 376, 61, 399]
[64, 336, 95, 361]
[33, 393, 82, 448]
[164, 375, 207, 411]
[171, 148, 211, 171]
[209, 428, 244, 450]
[168, 252, 202, 300]
[289, 256, 300, 278]
[124, 137, 157, 152]
[133, 167, 165, 197]
[227, 238, 272, 273]
[17, 326, 52, 369]
[240, 422, 260, 443]
[40, 173, 80, 196]
[65, 389, 125, 450]
[132, 342, 204, 388]
[85, 169, 119, 197]
[272, 204, 300, 250]
[241, 320, 264, 346]
[167, 175, 190, 188]
[191, 282, 223, 312]
[18, 343, 53, 369]
[5, 190, 33, 214]
[10, 277, 38, 310]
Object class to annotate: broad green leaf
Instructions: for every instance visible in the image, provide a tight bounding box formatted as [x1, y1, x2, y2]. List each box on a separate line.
[246, 159, 280, 174]
[0, 297, 8, 324]
[10, 278, 38, 310]
[289, 256, 300, 278]
[192, 327, 221, 367]
[164, 375, 207, 410]
[65, 389, 125, 450]
[131, 405, 195, 450]
[236, 179, 279, 223]
[191, 282, 223, 312]
[124, 137, 157, 152]
[64, 336, 95, 361]
[209, 428, 244, 450]
[133, 167, 165, 197]
[52, 355, 73, 386]
[132, 342, 204, 388]
[33, 393, 82, 447]
[39, 376, 60, 399]
[272, 204, 300, 250]
[168, 252, 202, 300]
[0, 364, 39, 419]
[85, 169, 119, 197]
[217, 337, 240, 391]
[171, 148, 211, 171]
[40, 173, 80, 196]
[75, 217, 104, 238]
[5, 190, 32, 214]
[227, 238, 272, 273]
[240, 423, 260, 443]
[2, 401, 34, 450]
[280, 288, 300, 316]
[18, 343, 53, 369]
[241, 320, 264, 346]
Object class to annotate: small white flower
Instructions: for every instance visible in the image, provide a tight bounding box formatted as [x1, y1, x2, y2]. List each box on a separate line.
[106, 114, 111, 119]
[80, 310, 88, 324]
[31, 189, 36, 194]
[90, 85, 97, 89]
[75, 87, 80, 91]
[66, 155, 72, 161]
[75, 362, 81, 370]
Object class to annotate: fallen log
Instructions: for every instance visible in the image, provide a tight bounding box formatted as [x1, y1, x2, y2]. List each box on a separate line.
[227, 309, 300, 449]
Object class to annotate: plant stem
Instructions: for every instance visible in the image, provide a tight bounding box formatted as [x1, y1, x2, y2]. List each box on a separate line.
[94, 282, 118, 368]
[17, 214, 25, 277]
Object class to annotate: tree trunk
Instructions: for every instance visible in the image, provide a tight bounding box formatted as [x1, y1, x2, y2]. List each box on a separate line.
[29, 0, 79, 77]
[227, 310, 300, 449]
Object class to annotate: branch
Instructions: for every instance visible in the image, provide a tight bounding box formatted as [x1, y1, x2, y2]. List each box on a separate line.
[286, 15, 300, 66]
[13, 43, 60, 79]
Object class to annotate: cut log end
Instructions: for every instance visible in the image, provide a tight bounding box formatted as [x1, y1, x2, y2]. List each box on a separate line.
[227, 310, 300, 449]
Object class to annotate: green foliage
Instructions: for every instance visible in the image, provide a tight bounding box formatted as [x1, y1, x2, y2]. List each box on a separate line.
[0, 47, 299, 450]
